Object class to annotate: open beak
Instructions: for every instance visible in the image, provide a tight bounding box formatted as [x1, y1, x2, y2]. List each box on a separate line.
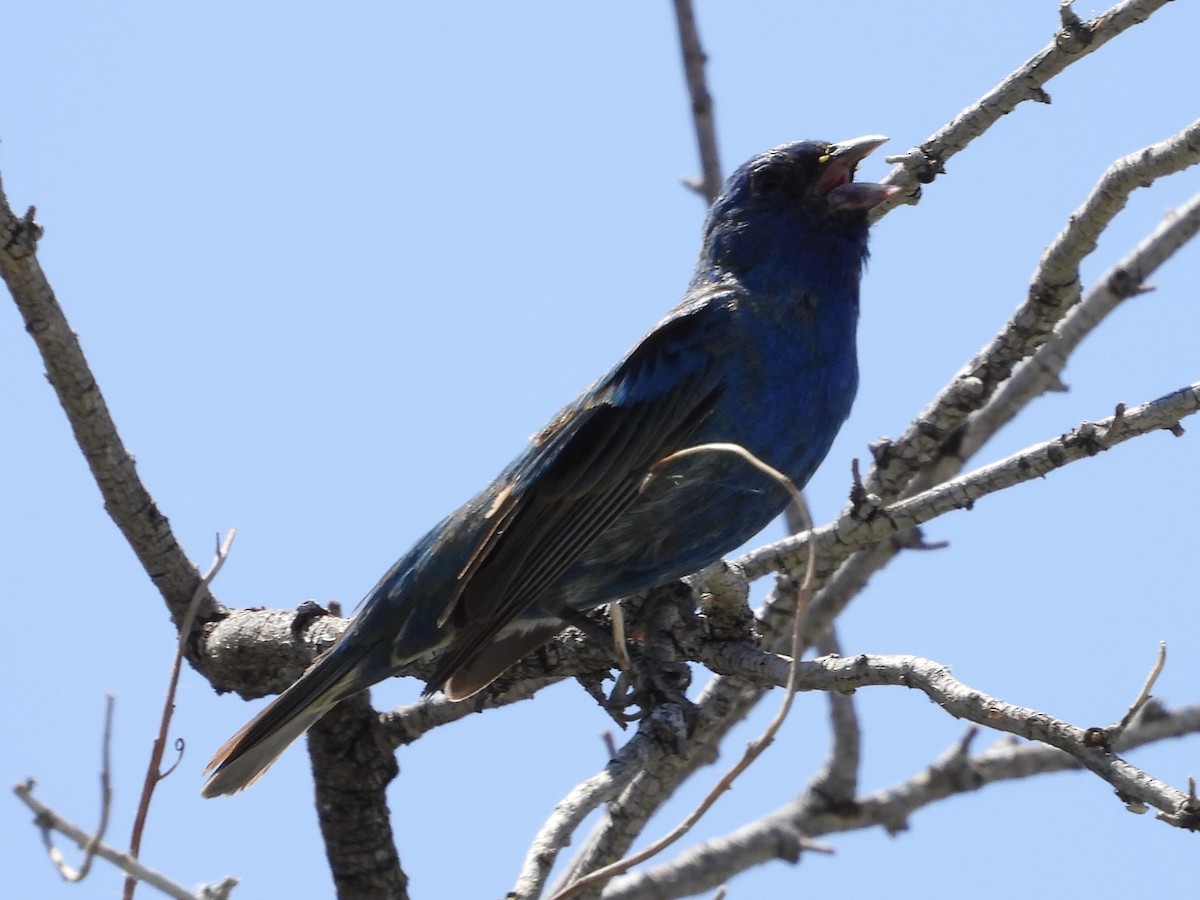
[817, 135, 900, 211]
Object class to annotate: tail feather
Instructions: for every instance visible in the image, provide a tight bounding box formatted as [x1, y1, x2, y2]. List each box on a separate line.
[202, 648, 367, 797]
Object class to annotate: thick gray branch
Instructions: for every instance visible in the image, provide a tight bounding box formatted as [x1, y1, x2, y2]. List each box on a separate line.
[0, 178, 210, 628]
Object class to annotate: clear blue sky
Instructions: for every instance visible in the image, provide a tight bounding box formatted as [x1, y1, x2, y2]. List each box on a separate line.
[5, 3, 1199, 898]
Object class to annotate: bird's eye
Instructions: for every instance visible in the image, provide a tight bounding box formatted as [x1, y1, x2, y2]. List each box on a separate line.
[817, 145, 834, 165]
[750, 168, 783, 198]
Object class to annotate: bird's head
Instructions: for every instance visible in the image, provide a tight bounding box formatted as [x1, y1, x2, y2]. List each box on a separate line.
[699, 136, 898, 288]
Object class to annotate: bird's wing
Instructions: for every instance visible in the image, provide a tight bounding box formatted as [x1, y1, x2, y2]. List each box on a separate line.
[425, 294, 729, 696]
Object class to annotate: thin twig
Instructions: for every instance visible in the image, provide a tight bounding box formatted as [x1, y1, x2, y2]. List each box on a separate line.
[13, 781, 237, 900]
[124, 529, 236, 900]
[1113, 642, 1168, 737]
[671, 0, 722, 201]
[28, 695, 116, 883]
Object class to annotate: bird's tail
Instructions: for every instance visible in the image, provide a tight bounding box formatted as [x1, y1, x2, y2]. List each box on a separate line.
[202, 646, 367, 797]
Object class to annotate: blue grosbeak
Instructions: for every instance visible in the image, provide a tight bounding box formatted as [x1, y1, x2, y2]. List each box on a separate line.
[203, 136, 896, 796]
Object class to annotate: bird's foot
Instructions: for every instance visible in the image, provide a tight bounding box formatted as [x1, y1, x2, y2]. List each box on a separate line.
[593, 582, 700, 731]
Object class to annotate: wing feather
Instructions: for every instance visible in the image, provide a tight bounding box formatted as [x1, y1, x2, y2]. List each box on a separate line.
[424, 298, 729, 694]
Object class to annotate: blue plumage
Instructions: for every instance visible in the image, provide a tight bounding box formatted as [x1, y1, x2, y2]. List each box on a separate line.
[203, 136, 896, 796]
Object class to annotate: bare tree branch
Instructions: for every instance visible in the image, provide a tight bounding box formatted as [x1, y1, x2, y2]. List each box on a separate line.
[1110, 642, 1169, 740]
[685, 650, 1200, 827]
[0, 182, 211, 628]
[562, 4, 1191, 882]
[6, 2, 1197, 898]
[513, 733, 655, 899]
[671, 0, 722, 201]
[804, 627, 860, 808]
[126, 530, 236, 900]
[875, 0, 1178, 218]
[868, 116, 1200, 502]
[740, 380, 1200, 581]
[307, 693, 407, 900]
[19, 695, 115, 884]
[556, 377, 1198, 894]
[12, 780, 237, 900]
[602, 675, 1200, 900]
[941, 187, 1200, 482]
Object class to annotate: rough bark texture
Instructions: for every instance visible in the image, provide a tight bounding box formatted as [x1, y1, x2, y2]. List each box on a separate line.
[308, 693, 407, 900]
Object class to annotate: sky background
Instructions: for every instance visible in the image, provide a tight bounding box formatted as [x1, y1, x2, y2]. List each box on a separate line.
[5, 3, 1199, 898]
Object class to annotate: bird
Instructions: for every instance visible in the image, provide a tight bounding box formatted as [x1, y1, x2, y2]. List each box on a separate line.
[203, 136, 897, 796]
